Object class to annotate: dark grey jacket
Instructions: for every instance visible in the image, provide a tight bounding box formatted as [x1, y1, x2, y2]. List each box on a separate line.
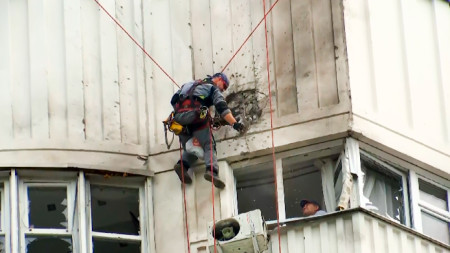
[171, 80, 231, 117]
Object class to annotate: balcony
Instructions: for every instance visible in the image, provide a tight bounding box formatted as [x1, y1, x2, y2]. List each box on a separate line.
[268, 208, 449, 253]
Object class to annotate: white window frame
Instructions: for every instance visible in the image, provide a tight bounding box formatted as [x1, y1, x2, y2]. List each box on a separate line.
[18, 179, 77, 253]
[358, 150, 411, 226]
[0, 174, 10, 253]
[232, 139, 345, 224]
[85, 175, 148, 253]
[409, 171, 450, 233]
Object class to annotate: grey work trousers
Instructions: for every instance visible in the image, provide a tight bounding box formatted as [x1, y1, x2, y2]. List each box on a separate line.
[179, 125, 218, 173]
[174, 110, 218, 173]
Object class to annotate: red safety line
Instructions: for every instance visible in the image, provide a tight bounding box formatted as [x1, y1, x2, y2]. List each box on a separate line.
[262, 0, 282, 252]
[93, 0, 180, 88]
[179, 144, 191, 253]
[208, 124, 217, 253]
[221, 0, 282, 73]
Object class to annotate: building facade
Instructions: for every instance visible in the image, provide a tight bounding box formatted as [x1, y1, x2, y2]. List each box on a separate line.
[0, 0, 448, 252]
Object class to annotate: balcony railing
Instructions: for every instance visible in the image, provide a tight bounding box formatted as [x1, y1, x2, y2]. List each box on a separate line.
[267, 208, 449, 253]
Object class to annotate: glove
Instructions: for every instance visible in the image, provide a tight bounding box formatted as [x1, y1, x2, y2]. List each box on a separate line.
[232, 122, 245, 132]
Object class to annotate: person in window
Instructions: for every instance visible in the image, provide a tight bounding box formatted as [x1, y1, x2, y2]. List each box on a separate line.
[300, 199, 327, 217]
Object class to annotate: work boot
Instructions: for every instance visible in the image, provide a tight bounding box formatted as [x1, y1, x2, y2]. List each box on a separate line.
[174, 161, 193, 184]
[204, 170, 225, 189]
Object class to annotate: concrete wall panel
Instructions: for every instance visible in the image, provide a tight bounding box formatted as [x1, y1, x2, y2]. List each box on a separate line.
[344, 0, 450, 173]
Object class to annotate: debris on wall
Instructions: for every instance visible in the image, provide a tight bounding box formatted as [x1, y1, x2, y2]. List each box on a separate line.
[225, 89, 268, 127]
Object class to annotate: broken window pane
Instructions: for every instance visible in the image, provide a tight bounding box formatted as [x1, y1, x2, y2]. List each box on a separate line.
[93, 238, 140, 253]
[28, 187, 67, 229]
[235, 163, 277, 221]
[91, 186, 140, 235]
[421, 211, 450, 245]
[361, 154, 405, 224]
[26, 236, 72, 253]
[283, 159, 323, 218]
[419, 179, 448, 211]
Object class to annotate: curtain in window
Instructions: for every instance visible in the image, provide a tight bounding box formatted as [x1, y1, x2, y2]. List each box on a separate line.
[320, 160, 335, 212]
[361, 165, 404, 223]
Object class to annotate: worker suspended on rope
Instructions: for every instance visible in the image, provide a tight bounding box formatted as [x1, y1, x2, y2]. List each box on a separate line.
[169, 72, 245, 189]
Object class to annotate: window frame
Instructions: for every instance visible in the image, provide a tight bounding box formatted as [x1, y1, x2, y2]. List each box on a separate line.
[0, 175, 10, 253]
[18, 179, 78, 253]
[85, 175, 148, 253]
[358, 150, 411, 226]
[233, 139, 345, 224]
[410, 171, 450, 236]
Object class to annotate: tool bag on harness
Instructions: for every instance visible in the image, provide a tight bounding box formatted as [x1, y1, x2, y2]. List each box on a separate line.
[163, 111, 183, 135]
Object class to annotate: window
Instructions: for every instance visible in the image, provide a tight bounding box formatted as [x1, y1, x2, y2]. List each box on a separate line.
[10, 170, 151, 253]
[282, 158, 323, 218]
[0, 183, 6, 252]
[235, 155, 333, 223]
[417, 177, 449, 245]
[235, 162, 277, 221]
[18, 181, 77, 253]
[88, 184, 143, 253]
[359, 152, 409, 225]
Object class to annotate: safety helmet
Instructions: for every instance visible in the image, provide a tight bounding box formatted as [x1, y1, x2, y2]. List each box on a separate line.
[212, 72, 229, 90]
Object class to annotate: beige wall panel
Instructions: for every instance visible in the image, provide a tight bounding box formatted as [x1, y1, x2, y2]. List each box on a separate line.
[292, 0, 319, 111]
[0, 0, 13, 141]
[10, 0, 32, 139]
[145, 0, 176, 149]
[402, 0, 446, 145]
[249, 0, 276, 101]
[210, 0, 232, 75]
[28, 0, 50, 139]
[153, 172, 188, 253]
[100, 0, 121, 142]
[1, 0, 149, 170]
[81, 0, 103, 141]
[46, 0, 68, 139]
[365, 0, 412, 130]
[191, 0, 213, 78]
[345, 0, 450, 172]
[271, 0, 297, 116]
[312, 0, 338, 107]
[434, 0, 450, 143]
[228, 1, 254, 88]
[64, 0, 85, 140]
[117, 0, 142, 145]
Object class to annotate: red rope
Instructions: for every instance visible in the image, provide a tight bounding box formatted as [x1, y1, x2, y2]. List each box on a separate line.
[92, 0, 180, 88]
[262, 0, 282, 252]
[179, 144, 191, 253]
[208, 124, 217, 253]
[221, 0, 282, 73]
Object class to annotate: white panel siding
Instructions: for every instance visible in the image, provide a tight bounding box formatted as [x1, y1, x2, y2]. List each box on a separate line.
[433, 0, 450, 143]
[266, 211, 449, 253]
[28, 0, 49, 139]
[0, 0, 148, 169]
[100, 0, 120, 142]
[271, 0, 297, 116]
[0, 0, 14, 141]
[47, 0, 68, 139]
[346, 0, 450, 169]
[64, 0, 85, 140]
[191, 0, 213, 78]
[11, 0, 32, 139]
[81, 0, 103, 140]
